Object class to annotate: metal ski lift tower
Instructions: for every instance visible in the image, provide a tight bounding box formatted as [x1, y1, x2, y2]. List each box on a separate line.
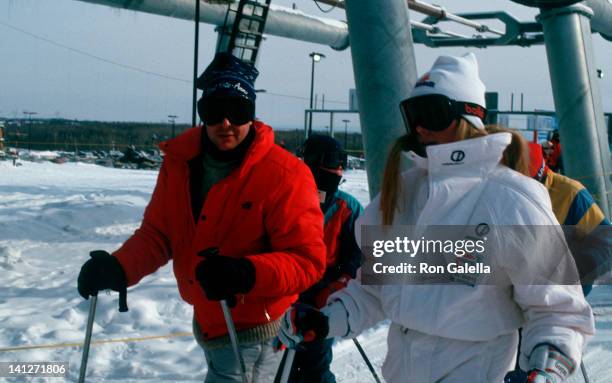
[344, 0, 418, 197]
[75, 0, 612, 211]
[319, 0, 612, 210]
[75, 0, 349, 50]
[524, 0, 612, 216]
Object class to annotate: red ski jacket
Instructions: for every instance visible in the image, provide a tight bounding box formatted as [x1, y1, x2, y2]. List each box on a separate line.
[113, 121, 326, 339]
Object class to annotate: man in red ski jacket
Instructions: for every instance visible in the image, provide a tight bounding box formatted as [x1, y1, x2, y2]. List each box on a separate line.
[77, 52, 326, 382]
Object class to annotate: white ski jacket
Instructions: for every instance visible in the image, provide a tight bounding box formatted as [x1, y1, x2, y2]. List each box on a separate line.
[324, 133, 594, 381]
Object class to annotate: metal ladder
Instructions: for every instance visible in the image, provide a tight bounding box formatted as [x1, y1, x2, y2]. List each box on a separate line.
[217, 0, 272, 65]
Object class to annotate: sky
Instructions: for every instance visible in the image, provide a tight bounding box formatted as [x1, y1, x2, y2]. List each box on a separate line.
[0, 0, 610, 131]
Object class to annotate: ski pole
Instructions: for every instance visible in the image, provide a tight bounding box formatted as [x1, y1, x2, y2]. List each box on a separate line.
[278, 349, 296, 383]
[353, 338, 381, 383]
[272, 348, 288, 383]
[220, 299, 249, 383]
[78, 294, 97, 383]
[198, 248, 248, 382]
[581, 361, 590, 383]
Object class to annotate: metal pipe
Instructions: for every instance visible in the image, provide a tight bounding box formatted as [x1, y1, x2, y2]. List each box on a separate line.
[75, 0, 349, 50]
[537, 4, 612, 216]
[407, 0, 505, 35]
[407, 0, 504, 36]
[316, 0, 503, 37]
[583, 0, 612, 41]
[433, 11, 504, 36]
[192, 0, 200, 127]
[345, 0, 418, 198]
[352, 338, 382, 383]
[308, 53, 318, 137]
[411, 20, 470, 38]
[220, 300, 248, 383]
[581, 360, 591, 383]
[278, 349, 296, 383]
[78, 295, 97, 383]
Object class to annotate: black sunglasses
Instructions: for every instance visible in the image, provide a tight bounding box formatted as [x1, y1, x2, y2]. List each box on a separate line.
[399, 94, 487, 132]
[304, 150, 348, 170]
[197, 97, 254, 126]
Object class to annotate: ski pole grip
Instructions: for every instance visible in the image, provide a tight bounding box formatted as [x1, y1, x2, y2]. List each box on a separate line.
[89, 250, 129, 312]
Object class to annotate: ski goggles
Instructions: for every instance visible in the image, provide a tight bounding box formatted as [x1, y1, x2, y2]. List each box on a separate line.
[399, 94, 487, 132]
[304, 150, 348, 170]
[197, 96, 255, 126]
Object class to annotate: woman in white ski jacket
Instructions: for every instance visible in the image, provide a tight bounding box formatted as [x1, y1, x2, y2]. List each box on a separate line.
[278, 53, 594, 382]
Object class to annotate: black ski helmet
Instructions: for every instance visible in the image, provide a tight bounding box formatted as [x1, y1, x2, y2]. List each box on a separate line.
[302, 134, 348, 172]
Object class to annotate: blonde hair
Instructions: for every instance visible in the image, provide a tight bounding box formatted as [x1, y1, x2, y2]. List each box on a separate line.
[380, 120, 529, 224]
[484, 125, 529, 176]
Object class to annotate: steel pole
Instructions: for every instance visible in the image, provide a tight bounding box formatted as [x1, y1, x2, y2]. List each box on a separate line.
[278, 349, 295, 383]
[28, 116, 32, 152]
[192, 0, 201, 128]
[352, 338, 381, 383]
[537, 4, 612, 215]
[344, 121, 348, 149]
[78, 295, 97, 383]
[581, 360, 591, 383]
[344, 0, 418, 197]
[308, 57, 315, 138]
[220, 300, 249, 383]
[584, 0, 612, 41]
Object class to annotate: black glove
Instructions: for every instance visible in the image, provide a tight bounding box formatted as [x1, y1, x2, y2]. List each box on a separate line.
[195, 247, 255, 307]
[278, 303, 330, 349]
[77, 250, 128, 312]
[504, 369, 528, 383]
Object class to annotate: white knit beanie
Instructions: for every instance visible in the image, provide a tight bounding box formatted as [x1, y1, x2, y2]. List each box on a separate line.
[409, 52, 486, 129]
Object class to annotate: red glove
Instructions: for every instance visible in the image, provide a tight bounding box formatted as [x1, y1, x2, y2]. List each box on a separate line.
[314, 274, 351, 308]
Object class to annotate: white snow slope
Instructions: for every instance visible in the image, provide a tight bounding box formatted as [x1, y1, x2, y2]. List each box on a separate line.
[0, 160, 610, 382]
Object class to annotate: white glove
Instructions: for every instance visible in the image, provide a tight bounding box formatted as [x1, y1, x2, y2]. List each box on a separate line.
[526, 344, 576, 383]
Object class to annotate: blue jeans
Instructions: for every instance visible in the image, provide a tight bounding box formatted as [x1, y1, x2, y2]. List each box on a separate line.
[193, 319, 282, 383]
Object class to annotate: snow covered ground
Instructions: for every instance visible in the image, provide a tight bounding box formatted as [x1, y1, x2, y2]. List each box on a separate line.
[0, 159, 610, 382]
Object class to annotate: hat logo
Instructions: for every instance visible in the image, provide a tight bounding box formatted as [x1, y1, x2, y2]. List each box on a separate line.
[464, 104, 485, 119]
[450, 150, 465, 162]
[205, 81, 249, 97]
[415, 73, 435, 88]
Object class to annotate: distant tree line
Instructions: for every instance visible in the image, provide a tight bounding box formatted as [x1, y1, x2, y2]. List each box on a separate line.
[1, 119, 364, 154]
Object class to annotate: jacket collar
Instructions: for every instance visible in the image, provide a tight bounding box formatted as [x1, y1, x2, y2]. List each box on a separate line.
[405, 132, 512, 178]
[159, 120, 275, 177]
